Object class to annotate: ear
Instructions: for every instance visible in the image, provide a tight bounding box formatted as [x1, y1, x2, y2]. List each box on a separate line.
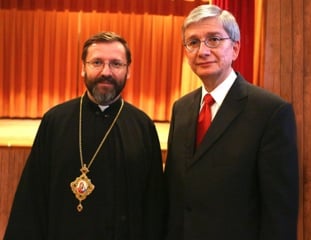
[232, 41, 240, 61]
[126, 66, 131, 80]
[81, 63, 86, 78]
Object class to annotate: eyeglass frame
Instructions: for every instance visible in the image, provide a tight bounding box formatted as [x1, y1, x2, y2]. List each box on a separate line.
[184, 36, 232, 52]
[85, 59, 128, 71]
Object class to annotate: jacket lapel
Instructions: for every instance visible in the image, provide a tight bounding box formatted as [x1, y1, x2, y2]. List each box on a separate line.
[184, 89, 202, 158]
[188, 77, 248, 167]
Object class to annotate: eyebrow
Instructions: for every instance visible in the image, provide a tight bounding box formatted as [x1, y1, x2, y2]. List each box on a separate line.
[87, 57, 123, 62]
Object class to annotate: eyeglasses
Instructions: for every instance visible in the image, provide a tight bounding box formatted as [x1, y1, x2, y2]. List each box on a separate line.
[86, 59, 128, 71]
[184, 37, 231, 52]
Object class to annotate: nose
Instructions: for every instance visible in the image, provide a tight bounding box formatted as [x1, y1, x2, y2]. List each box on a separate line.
[198, 41, 211, 55]
[100, 62, 112, 75]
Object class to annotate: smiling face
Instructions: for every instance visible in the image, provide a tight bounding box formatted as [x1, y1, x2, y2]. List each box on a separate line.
[81, 41, 130, 105]
[184, 17, 240, 91]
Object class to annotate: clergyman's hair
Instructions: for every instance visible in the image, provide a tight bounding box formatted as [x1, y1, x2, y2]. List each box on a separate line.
[81, 31, 132, 65]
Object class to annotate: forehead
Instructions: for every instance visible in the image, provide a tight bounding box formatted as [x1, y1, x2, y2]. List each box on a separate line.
[86, 41, 126, 60]
[184, 17, 227, 39]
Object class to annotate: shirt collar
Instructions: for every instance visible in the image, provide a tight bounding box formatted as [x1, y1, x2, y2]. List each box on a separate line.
[83, 92, 122, 113]
[200, 69, 237, 106]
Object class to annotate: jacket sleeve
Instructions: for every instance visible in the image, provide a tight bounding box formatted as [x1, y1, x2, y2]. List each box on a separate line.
[258, 102, 299, 240]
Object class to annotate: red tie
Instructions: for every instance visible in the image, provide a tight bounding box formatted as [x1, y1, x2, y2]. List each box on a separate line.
[196, 94, 215, 146]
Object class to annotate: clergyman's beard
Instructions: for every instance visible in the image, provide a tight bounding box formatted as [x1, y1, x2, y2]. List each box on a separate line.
[85, 75, 126, 105]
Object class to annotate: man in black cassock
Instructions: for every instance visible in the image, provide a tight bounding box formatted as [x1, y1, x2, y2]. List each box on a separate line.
[4, 32, 164, 240]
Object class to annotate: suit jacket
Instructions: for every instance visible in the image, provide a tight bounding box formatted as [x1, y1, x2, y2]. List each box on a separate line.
[164, 73, 299, 240]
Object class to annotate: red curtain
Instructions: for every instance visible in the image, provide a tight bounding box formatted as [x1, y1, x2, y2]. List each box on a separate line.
[0, 0, 254, 121]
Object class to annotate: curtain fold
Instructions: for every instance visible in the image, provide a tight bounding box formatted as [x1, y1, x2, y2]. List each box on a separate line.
[0, 9, 80, 118]
[0, 0, 255, 121]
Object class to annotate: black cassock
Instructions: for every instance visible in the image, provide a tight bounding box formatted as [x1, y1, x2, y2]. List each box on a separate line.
[4, 94, 164, 240]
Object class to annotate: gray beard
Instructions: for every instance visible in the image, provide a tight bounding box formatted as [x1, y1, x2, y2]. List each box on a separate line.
[92, 86, 117, 105]
[84, 71, 127, 105]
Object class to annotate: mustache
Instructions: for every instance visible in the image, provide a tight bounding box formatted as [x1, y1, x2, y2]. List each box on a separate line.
[94, 76, 117, 85]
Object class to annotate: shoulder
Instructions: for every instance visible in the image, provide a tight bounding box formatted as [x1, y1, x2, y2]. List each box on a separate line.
[42, 97, 80, 121]
[235, 73, 290, 107]
[229, 74, 297, 125]
[31, 97, 80, 141]
[119, 101, 159, 137]
[173, 88, 201, 109]
[122, 101, 154, 123]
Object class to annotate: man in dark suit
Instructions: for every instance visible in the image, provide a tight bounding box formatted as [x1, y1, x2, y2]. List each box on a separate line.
[164, 4, 298, 240]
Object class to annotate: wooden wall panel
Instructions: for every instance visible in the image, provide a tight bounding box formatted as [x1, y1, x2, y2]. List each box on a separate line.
[263, 0, 280, 94]
[0, 147, 30, 240]
[303, 0, 311, 230]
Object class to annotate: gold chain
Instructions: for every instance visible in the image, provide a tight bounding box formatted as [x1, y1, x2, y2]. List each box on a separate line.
[79, 95, 124, 170]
